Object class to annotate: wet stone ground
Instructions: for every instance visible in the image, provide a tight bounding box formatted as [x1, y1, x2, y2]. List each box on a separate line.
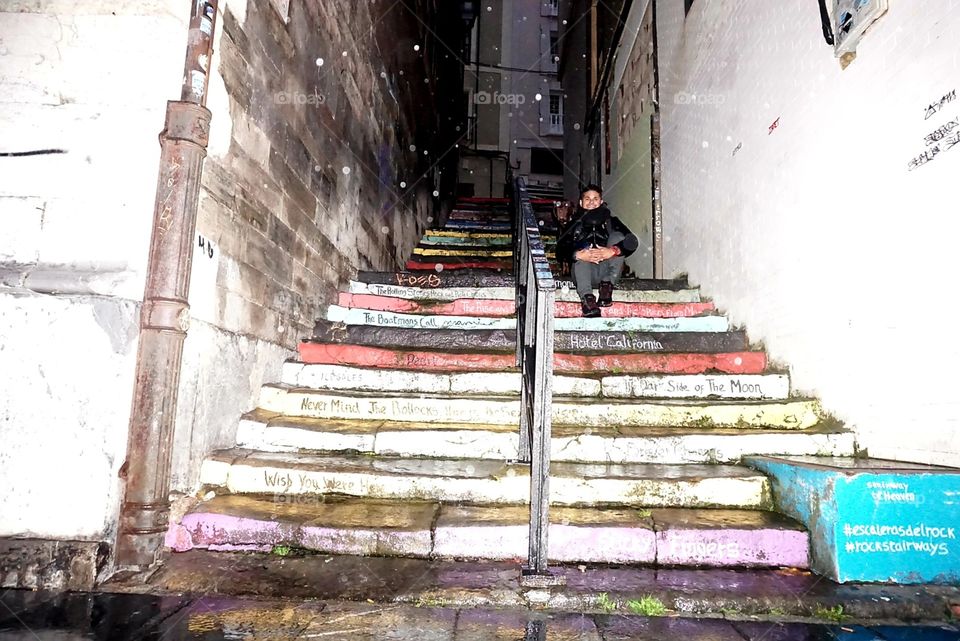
[2, 590, 959, 640]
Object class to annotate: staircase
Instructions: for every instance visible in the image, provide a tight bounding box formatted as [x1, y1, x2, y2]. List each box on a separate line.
[168, 195, 857, 573]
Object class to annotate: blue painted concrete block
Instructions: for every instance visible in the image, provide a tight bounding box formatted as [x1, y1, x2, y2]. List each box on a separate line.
[745, 456, 960, 584]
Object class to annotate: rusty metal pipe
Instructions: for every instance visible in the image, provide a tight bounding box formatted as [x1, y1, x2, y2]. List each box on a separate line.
[115, 0, 219, 569]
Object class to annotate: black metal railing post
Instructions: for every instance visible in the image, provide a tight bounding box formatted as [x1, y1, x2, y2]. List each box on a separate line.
[512, 177, 562, 585]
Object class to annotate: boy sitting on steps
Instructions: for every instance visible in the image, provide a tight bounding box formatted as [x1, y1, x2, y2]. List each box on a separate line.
[556, 184, 639, 317]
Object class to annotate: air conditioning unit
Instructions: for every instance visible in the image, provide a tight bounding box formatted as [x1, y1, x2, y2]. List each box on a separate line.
[833, 0, 889, 56]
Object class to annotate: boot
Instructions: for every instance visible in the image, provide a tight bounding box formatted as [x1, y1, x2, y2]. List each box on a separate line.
[598, 281, 614, 307]
[581, 294, 601, 318]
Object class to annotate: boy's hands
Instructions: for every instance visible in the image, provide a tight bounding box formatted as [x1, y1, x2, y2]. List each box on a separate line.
[574, 246, 618, 263]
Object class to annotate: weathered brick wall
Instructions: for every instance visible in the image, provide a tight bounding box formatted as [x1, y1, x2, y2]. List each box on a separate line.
[172, 0, 445, 492]
[196, 0, 437, 349]
[657, 0, 960, 466]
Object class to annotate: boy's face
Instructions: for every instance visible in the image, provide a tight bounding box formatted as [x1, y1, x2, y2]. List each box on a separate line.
[580, 190, 602, 210]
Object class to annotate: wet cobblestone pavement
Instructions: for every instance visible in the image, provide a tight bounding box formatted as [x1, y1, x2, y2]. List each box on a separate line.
[2, 589, 959, 640]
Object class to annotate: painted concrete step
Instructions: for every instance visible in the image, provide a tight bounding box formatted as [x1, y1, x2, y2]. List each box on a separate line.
[311, 321, 745, 353]
[256, 385, 822, 429]
[405, 259, 512, 271]
[337, 293, 715, 319]
[448, 210, 511, 220]
[326, 306, 730, 332]
[424, 230, 553, 240]
[746, 455, 960, 584]
[167, 495, 809, 568]
[199, 449, 773, 509]
[412, 246, 526, 258]
[357, 270, 688, 290]
[347, 280, 700, 303]
[283, 363, 790, 400]
[236, 410, 853, 463]
[421, 235, 555, 247]
[298, 341, 764, 375]
[282, 362, 597, 397]
[441, 221, 512, 231]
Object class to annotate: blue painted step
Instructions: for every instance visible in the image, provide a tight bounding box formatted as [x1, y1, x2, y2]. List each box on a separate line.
[746, 455, 960, 584]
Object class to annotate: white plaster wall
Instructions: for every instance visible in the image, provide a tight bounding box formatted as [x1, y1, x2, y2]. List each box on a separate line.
[0, 291, 138, 538]
[657, 0, 960, 466]
[0, 1, 184, 541]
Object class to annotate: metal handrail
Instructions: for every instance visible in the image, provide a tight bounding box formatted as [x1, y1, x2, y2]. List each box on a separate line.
[512, 176, 558, 582]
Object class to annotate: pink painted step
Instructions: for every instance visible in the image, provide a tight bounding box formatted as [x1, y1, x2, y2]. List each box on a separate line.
[168, 495, 808, 568]
[298, 342, 767, 374]
[338, 292, 715, 319]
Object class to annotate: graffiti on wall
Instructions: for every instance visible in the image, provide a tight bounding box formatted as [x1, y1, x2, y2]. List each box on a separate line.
[908, 89, 959, 171]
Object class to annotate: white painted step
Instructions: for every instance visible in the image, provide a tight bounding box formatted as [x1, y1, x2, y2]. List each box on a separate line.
[199, 449, 772, 509]
[281, 362, 602, 397]
[257, 385, 823, 430]
[235, 412, 855, 464]
[281, 363, 790, 400]
[327, 306, 730, 332]
[348, 280, 701, 304]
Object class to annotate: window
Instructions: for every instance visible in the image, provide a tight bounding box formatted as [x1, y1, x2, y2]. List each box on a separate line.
[549, 31, 559, 62]
[547, 93, 563, 134]
[530, 147, 564, 175]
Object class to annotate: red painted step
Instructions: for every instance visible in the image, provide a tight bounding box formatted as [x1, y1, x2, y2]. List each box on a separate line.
[458, 196, 510, 204]
[298, 342, 766, 375]
[338, 293, 715, 319]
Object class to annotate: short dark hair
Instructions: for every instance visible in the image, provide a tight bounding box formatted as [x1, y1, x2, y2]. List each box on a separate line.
[581, 183, 602, 196]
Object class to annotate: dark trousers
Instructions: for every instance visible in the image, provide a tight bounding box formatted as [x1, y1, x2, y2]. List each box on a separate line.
[571, 231, 626, 298]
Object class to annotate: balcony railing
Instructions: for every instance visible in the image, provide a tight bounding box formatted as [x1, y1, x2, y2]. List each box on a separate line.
[543, 112, 563, 135]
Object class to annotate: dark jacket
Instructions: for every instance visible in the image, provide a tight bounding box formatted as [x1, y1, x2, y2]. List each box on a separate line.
[556, 205, 639, 262]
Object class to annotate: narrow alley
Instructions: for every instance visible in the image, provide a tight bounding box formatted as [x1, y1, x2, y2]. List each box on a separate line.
[1, 0, 958, 639]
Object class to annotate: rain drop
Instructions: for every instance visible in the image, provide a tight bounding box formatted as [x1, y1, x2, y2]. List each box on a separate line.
[486, 5, 492, 11]
[432, 190, 439, 197]
[535, 93, 542, 101]
[341, 50, 347, 57]
[427, 216, 434, 223]
[313, 165, 321, 172]
[434, 263, 444, 272]
[573, 122, 581, 130]
[702, 140, 709, 148]
[400, 181, 407, 188]
[380, 225, 390, 234]
[342, 166, 351, 175]
[315, 57, 324, 66]
[409, 145, 417, 151]
[413, 44, 420, 51]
